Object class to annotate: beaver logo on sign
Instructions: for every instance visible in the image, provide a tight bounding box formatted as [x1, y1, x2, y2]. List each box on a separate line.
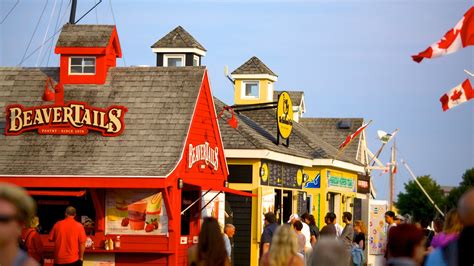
[277, 92, 293, 139]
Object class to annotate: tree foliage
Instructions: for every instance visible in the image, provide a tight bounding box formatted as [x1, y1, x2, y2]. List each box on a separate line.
[395, 175, 445, 223]
[445, 168, 474, 210]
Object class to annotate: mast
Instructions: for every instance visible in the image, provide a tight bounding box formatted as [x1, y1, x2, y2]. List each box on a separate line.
[69, 0, 78, 24]
[389, 139, 396, 211]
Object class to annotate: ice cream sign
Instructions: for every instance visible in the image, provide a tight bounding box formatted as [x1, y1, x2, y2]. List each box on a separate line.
[188, 142, 219, 171]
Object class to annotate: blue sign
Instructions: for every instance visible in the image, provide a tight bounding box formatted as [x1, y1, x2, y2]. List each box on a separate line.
[304, 173, 320, 188]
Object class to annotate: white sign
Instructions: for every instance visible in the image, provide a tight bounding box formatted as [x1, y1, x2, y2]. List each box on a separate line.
[188, 142, 219, 171]
[201, 191, 225, 228]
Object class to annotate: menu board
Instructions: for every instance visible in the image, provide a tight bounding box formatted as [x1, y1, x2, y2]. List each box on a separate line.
[264, 160, 302, 189]
[368, 201, 388, 255]
[105, 189, 168, 235]
[297, 192, 307, 215]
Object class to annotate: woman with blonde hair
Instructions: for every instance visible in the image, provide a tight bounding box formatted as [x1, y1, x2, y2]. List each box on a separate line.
[260, 224, 304, 266]
[21, 216, 44, 265]
[430, 208, 463, 248]
[353, 220, 367, 250]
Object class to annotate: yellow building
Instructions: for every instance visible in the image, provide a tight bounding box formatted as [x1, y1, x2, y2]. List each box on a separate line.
[215, 56, 371, 265]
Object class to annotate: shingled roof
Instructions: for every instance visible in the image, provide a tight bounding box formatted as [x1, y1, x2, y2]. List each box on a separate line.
[56, 24, 116, 47]
[151, 26, 206, 51]
[273, 90, 304, 106]
[231, 56, 277, 76]
[299, 118, 364, 161]
[215, 99, 360, 165]
[0, 67, 206, 177]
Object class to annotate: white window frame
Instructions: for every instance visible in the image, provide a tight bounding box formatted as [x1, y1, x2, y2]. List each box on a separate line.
[69, 56, 96, 75]
[193, 55, 200, 66]
[164, 54, 185, 67]
[241, 81, 260, 99]
[267, 81, 273, 101]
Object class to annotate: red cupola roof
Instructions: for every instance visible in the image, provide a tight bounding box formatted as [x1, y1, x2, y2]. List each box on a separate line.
[54, 24, 122, 85]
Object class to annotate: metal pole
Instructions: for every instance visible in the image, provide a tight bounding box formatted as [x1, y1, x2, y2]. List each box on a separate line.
[180, 189, 212, 215]
[389, 141, 395, 211]
[401, 160, 445, 217]
[69, 0, 77, 24]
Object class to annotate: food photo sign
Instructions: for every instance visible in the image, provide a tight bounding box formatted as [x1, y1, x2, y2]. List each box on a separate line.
[105, 189, 168, 235]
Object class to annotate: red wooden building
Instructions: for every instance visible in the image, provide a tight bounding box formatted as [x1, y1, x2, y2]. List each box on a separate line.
[0, 25, 250, 265]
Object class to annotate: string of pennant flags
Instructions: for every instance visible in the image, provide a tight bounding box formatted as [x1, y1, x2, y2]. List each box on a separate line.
[412, 6, 474, 112]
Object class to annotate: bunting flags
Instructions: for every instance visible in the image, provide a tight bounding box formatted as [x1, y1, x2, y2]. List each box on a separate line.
[440, 79, 474, 111]
[338, 121, 371, 150]
[412, 6, 474, 63]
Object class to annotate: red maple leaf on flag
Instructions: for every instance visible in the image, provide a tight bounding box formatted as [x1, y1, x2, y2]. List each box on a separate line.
[438, 28, 461, 49]
[451, 90, 463, 101]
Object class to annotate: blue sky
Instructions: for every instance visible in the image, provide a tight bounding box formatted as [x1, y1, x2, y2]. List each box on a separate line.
[1, 0, 473, 201]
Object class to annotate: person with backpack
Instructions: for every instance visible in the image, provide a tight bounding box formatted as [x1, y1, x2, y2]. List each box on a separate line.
[21, 216, 44, 265]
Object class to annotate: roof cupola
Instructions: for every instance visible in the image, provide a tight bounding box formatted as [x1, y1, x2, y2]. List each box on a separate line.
[231, 56, 278, 105]
[151, 26, 206, 67]
[54, 24, 122, 85]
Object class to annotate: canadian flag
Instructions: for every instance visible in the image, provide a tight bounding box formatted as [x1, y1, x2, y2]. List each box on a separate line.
[338, 121, 371, 150]
[440, 79, 474, 111]
[412, 6, 474, 63]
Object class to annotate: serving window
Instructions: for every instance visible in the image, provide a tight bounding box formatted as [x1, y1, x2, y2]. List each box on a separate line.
[31, 189, 96, 235]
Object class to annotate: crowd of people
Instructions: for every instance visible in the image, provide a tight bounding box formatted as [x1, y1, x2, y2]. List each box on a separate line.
[0, 182, 87, 266]
[189, 189, 474, 266]
[1, 181, 473, 266]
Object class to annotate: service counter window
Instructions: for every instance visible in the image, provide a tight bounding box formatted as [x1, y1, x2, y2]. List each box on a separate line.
[31, 190, 96, 235]
[181, 189, 201, 236]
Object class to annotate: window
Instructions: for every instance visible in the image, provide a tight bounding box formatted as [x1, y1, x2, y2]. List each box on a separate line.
[69, 57, 96, 75]
[267, 81, 273, 101]
[193, 55, 200, 66]
[164, 54, 185, 67]
[242, 81, 259, 98]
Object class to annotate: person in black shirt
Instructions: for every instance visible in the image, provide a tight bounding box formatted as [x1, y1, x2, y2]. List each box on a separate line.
[353, 220, 366, 250]
[302, 214, 320, 246]
[319, 212, 337, 238]
[260, 212, 278, 258]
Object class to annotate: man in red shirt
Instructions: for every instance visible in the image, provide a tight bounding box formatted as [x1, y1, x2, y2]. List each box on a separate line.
[49, 206, 86, 266]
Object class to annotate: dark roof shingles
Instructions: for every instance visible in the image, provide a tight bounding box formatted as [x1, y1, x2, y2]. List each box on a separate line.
[151, 26, 206, 51]
[56, 24, 115, 48]
[0, 67, 205, 177]
[231, 56, 277, 76]
[299, 118, 364, 161]
[273, 90, 304, 106]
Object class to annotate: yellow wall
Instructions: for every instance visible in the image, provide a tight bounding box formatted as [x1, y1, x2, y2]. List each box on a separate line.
[303, 166, 358, 227]
[234, 79, 273, 105]
[227, 158, 261, 266]
[227, 159, 360, 264]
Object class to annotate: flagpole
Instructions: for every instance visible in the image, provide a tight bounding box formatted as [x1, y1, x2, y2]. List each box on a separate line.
[333, 120, 372, 162]
[401, 160, 445, 217]
[389, 139, 396, 211]
[464, 69, 474, 77]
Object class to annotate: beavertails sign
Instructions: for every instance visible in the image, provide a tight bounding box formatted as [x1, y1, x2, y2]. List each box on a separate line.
[5, 102, 127, 136]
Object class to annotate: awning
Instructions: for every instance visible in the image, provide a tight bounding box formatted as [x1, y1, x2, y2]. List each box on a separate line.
[184, 180, 256, 197]
[27, 190, 86, 197]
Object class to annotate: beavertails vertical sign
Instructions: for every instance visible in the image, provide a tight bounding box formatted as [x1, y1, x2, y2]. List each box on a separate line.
[5, 102, 127, 136]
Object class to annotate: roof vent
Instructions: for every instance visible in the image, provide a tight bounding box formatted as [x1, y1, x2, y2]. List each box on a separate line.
[337, 120, 352, 129]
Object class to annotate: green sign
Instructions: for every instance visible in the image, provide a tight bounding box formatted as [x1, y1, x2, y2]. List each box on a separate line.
[327, 171, 355, 191]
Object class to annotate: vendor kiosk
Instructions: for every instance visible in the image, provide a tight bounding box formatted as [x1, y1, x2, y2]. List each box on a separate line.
[0, 24, 252, 266]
